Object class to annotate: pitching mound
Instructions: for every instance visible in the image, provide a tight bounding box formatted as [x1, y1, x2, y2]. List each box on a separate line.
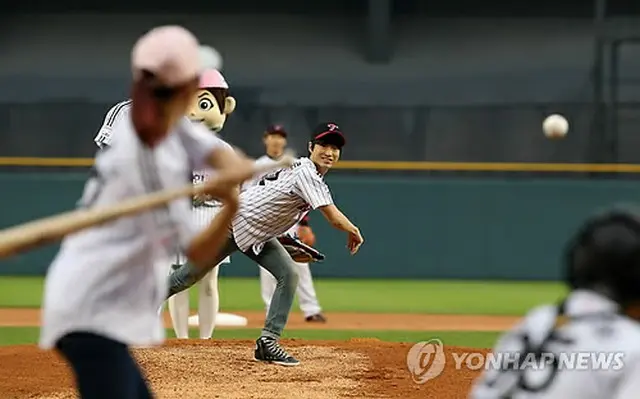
[0, 339, 488, 398]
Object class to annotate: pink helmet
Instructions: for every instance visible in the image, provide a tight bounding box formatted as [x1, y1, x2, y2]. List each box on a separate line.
[199, 69, 229, 89]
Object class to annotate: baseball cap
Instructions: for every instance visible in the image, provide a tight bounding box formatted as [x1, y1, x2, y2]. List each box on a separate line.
[265, 124, 288, 138]
[199, 69, 229, 89]
[311, 122, 346, 148]
[131, 25, 201, 87]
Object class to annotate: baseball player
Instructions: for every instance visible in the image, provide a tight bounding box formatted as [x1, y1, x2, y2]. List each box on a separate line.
[39, 26, 257, 398]
[93, 69, 238, 339]
[167, 68, 237, 339]
[253, 125, 326, 322]
[469, 207, 640, 399]
[168, 122, 364, 366]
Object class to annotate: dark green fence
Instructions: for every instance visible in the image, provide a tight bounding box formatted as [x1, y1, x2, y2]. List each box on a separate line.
[1, 172, 638, 280]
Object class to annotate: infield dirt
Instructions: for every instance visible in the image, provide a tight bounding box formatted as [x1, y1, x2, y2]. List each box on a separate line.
[0, 309, 512, 398]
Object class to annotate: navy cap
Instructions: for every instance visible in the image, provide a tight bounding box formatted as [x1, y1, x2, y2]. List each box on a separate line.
[311, 122, 345, 148]
[265, 124, 287, 137]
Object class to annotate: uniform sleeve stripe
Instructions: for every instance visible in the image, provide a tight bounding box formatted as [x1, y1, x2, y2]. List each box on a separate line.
[105, 100, 132, 128]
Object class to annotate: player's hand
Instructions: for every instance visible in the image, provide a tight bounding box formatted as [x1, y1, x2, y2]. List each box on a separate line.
[347, 228, 363, 255]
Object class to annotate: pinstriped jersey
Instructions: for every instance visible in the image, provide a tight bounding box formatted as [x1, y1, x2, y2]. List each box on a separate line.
[94, 99, 132, 148]
[232, 157, 333, 252]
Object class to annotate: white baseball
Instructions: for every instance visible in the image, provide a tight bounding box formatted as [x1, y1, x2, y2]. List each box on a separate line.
[199, 45, 223, 70]
[542, 114, 569, 139]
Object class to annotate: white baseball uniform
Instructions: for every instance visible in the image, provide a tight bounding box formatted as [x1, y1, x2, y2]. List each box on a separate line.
[168, 156, 333, 341]
[469, 289, 640, 399]
[240, 155, 324, 318]
[92, 100, 227, 339]
[40, 116, 231, 350]
[234, 156, 333, 252]
[168, 168, 231, 340]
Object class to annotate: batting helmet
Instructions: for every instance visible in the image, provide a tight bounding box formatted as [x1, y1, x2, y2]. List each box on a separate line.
[564, 206, 640, 306]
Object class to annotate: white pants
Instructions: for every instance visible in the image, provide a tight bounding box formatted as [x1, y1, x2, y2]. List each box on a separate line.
[168, 206, 230, 339]
[260, 262, 322, 318]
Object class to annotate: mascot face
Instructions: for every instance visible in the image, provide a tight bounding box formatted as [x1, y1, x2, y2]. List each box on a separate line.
[188, 69, 236, 132]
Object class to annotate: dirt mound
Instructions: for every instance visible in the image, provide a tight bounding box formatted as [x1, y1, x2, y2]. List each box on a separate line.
[0, 339, 488, 398]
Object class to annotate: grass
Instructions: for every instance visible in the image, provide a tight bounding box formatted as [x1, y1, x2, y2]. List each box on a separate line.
[0, 277, 560, 349]
[0, 327, 501, 348]
[0, 277, 566, 315]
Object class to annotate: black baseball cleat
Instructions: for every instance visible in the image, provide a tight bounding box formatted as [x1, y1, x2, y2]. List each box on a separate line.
[254, 337, 300, 366]
[305, 314, 327, 323]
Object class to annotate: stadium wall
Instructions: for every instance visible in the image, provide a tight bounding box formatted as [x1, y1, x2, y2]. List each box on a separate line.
[1, 173, 636, 280]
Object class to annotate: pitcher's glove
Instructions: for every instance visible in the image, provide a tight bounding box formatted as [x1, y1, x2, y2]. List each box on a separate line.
[278, 235, 325, 263]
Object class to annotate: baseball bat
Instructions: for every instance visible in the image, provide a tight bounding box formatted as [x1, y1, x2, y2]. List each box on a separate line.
[0, 153, 295, 259]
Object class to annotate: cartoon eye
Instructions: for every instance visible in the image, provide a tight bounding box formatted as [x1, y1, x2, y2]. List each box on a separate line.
[198, 98, 214, 111]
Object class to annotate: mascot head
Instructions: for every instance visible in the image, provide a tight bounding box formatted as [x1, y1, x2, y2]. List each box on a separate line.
[189, 69, 236, 132]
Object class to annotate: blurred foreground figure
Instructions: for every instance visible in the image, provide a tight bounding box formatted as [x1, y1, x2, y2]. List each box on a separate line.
[39, 25, 255, 399]
[470, 207, 640, 399]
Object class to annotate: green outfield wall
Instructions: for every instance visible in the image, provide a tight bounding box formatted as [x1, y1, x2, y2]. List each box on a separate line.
[1, 172, 637, 280]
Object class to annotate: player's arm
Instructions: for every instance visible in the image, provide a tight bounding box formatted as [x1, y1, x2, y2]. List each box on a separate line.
[94, 107, 114, 148]
[178, 119, 254, 180]
[318, 205, 363, 254]
[295, 168, 363, 254]
[184, 178, 239, 267]
[94, 101, 129, 148]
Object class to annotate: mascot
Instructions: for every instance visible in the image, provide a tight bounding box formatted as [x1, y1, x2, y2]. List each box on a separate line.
[167, 68, 247, 339]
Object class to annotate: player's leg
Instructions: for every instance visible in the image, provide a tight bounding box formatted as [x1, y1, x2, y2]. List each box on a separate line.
[259, 265, 277, 314]
[56, 332, 152, 399]
[294, 262, 325, 322]
[197, 266, 218, 339]
[167, 235, 237, 298]
[193, 206, 220, 339]
[243, 239, 299, 366]
[168, 252, 190, 339]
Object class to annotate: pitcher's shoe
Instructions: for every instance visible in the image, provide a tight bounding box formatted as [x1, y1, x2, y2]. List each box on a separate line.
[254, 336, 300, 366]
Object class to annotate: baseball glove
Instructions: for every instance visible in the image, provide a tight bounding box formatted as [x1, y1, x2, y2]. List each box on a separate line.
[278, 235, 325, 263]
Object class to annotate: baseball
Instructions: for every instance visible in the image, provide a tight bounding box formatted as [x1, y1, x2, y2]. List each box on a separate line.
[542, 114, 569, 139]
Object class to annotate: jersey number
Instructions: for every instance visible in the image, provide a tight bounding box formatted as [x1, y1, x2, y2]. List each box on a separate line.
[481, 329, 573, 397]
[258, 170, 282, 186]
